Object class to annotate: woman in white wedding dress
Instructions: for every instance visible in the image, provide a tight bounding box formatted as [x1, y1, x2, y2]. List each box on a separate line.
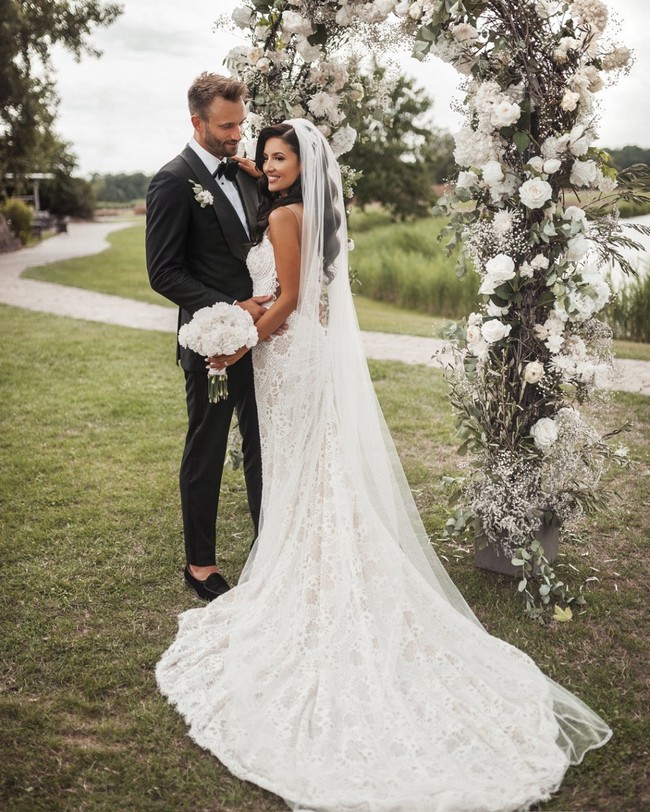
[156, 119, 611, 812]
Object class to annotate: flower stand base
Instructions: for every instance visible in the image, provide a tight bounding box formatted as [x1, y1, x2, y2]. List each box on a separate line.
[474, 525, 559, 577]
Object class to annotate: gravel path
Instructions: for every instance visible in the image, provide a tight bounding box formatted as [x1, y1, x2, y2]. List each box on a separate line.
[1, 220, 649, 396]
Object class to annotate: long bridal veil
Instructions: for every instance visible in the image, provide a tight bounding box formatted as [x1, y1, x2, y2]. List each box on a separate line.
[241, 117, 611, 765]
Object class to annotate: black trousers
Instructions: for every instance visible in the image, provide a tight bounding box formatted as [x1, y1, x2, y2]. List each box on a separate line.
[180, 352, 263, 566]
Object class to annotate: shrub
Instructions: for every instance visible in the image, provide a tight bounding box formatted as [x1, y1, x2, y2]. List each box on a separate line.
[1, 198, 33, 244]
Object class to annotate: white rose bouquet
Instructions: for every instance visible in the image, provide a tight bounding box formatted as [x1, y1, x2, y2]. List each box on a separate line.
[178, 303, 259, 403]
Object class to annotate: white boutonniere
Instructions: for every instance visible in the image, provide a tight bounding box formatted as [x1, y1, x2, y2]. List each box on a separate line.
[189, 180, 214, 208]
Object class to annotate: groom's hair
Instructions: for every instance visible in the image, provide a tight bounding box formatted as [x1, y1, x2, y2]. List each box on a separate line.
[188, 73, 248, 120]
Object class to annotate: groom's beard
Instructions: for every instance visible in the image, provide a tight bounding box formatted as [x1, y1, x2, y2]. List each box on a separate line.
[203, 130, 240, 160]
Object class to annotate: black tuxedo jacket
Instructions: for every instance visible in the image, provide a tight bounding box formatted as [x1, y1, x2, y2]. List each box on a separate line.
[146, 146, 259, 371]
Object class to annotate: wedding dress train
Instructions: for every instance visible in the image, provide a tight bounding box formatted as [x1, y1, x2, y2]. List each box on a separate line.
[156, 119, 610, 812]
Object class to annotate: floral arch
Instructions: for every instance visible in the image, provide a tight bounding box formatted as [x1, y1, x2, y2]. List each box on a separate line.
[221, 0, 649, 617]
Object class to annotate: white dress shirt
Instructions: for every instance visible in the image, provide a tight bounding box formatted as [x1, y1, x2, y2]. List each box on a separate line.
[187, 137, 250, 238]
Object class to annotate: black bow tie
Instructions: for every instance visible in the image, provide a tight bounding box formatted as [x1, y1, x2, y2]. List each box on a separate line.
[214, 160, 239, 182]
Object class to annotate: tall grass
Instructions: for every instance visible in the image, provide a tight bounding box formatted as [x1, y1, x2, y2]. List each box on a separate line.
[349, 213, 478, 318]
[603, 271, 650, 342]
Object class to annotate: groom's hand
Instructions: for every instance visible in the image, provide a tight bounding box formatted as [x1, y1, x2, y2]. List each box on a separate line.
[236, 296, 272, 322]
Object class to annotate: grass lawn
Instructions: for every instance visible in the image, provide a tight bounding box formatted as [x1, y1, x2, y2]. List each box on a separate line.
[1, 303, 648, 811]
[22, 220, 650, 361]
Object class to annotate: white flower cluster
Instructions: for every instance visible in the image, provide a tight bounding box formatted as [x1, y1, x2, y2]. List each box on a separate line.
[178, 302, 259, 358]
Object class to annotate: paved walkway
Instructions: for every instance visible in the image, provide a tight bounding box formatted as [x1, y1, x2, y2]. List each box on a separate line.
[1, 221, 649, 395]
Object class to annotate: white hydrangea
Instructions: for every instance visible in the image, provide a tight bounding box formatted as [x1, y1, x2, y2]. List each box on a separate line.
[453, 126, 501, 168]
[571, 0, 609, 34]
[330, 125, 357, 157]
[602, 46, 631, 71]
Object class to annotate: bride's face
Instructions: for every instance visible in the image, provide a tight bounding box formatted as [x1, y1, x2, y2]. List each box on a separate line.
[262, 137, 301, 197]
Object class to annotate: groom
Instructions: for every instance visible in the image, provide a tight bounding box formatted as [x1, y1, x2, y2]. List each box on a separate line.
[146, 72, 267, 601]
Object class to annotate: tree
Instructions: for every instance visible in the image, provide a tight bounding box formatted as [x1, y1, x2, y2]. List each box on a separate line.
[602, 145, 650, 170]
[90, 172, 152, 204]
[345, 66, 455, 220]
[0, 0, 121, 189]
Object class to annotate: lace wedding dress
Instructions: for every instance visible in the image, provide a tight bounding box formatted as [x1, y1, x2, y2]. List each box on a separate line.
[156, 120, 611, 812]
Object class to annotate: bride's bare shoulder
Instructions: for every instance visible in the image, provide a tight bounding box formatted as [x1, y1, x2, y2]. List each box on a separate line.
[268, 204, 303, 239]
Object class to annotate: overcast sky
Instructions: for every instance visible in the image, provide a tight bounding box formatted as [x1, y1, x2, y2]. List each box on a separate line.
[51, 0, 650, 176]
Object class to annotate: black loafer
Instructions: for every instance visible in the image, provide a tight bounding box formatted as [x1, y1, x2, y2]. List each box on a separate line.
[184, 566, 231, 601]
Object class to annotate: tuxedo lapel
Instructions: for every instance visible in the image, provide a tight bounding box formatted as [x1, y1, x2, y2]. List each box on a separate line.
[180, 146, 249, 260]
[235, 174, 259, 237]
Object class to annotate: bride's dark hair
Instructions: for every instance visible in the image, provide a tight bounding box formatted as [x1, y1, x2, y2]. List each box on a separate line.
[252, 122, 340, 281]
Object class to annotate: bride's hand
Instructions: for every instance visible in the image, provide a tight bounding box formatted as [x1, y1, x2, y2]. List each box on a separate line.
[207, 346, 248, 370]
[232, 156, 263, 179]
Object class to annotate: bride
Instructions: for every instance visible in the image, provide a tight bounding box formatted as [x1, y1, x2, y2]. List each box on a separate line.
[156, 118, 611, 811]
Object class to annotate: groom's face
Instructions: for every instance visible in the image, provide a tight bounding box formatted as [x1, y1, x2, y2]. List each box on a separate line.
[192, 97, 246, 160]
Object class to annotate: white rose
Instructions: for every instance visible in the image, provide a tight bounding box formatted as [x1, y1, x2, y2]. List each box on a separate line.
[456, 170, 479, 189]
[530, 417, 559, 450]
[232, 5, 255, 28]
[466, 325, 482, 343]
[527, 156, 545, 172]
[479, 253, 516, 294]
[519, 178, 553, 209]
[491, 100, 521, 128]
[246, 47, 264, 65]
[486, 300, 509, 317]
[568, 124, 592, 156]
[543, 158, 562, 174]
[570, 159, 598, 187]
[482, 160, 504, 185]
[481, 319, 512, 343]
[563, 205, 586, 221]
[524, 361, 545, 384]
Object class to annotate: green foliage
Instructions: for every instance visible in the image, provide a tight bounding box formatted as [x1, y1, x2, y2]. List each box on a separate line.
[91, 172, 152, 204]
[603, 144, 650, 171]
[349, 215, 478, 317]
[1, 198, 34, 244]
[0, 1, 121, 189]
[345, 65, 455, 220]
[39, 173, 96, 218]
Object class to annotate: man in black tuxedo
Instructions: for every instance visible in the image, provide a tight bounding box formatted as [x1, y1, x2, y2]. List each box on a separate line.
[146, 73, 267, 601]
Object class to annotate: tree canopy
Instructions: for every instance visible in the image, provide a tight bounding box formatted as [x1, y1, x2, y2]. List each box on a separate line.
[345, 67, 455, 220]
[0, 0, 121, 187]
